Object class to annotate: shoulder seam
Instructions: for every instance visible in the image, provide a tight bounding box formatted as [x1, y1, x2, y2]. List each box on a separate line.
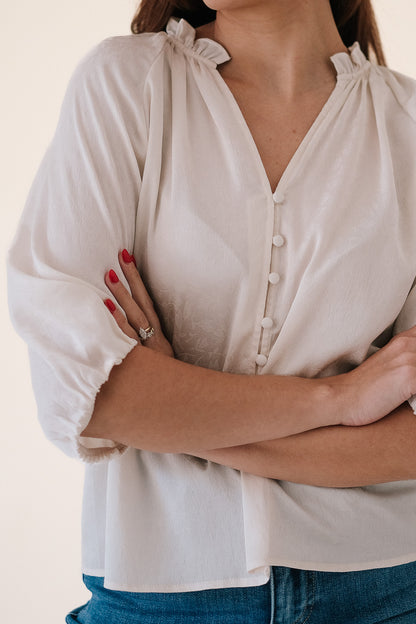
[76, 31, 168, 75]
[141, 35, 170, 96]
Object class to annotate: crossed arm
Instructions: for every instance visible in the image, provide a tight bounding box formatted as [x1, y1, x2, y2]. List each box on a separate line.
[190, 403, 416, 487]
[81, 251, 416, 488]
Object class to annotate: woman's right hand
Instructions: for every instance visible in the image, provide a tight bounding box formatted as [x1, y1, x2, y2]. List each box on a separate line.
[330, 325, 416, 427]
[104, 249, 175, 358]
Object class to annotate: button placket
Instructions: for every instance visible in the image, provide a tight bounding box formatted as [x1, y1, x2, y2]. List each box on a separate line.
[255, 193, 285, 369]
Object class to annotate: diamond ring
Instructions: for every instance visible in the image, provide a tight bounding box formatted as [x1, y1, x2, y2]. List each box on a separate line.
[138, 326, 155, 341]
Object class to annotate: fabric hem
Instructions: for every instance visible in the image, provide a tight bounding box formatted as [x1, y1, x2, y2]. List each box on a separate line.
[407, 394, 416, 414]
[248, 551, 416, 574]
[81, 567, 271, 593]
[73, 336, 138, 464]
[82, 552, 416, 592]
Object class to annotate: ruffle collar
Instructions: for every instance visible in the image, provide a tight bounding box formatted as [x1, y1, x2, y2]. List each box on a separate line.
[165, 16, 370, 75]
[330, 41, 371, 76]
[165, 17, 231, 66]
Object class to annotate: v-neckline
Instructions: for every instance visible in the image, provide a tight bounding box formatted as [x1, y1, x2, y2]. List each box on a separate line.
[165, 17, 368, 202]
[211, 68, 347, 202]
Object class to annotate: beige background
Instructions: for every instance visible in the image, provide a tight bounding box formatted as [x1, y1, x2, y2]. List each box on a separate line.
[1, 2, 415, 622]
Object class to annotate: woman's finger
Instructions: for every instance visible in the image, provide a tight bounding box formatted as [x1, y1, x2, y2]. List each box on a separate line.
[104, 298, 139, 341]
[104, 269, 155, 341]
[118, 249, 160, 327]
[105, 250, 175, 358]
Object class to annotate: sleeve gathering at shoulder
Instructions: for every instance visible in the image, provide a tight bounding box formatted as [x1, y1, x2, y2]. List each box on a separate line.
[375, 65, 416, 125]
[7, 34, 158, 463]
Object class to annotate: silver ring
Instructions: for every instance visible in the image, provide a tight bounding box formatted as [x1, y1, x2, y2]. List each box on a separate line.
[138, 326, 155, 341]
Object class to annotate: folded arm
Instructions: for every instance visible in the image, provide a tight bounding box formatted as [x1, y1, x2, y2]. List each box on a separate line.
[83, 340, 338, 453]
[83, 258, 416, 461]
[191, 402, 416, 487]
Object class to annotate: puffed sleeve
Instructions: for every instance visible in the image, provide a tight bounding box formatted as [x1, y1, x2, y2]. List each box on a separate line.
[7, 38, 152, 463]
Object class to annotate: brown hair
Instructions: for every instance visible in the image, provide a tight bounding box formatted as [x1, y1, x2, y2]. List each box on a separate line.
[131, 0, 386, 65]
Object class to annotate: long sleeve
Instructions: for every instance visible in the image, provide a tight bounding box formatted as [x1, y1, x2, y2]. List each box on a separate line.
[7, 37, 155, 463]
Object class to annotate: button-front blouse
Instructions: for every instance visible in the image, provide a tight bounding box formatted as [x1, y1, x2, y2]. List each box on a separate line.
[7, 16, 416, 591]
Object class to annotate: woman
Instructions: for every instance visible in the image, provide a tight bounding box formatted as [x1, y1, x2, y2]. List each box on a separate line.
[7, 0, 416, 621]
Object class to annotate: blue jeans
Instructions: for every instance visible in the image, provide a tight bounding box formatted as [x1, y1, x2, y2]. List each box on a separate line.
[65, 561, 416, 623]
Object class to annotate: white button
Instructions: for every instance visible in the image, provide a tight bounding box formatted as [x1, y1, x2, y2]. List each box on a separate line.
[272, 234, 285, 247]
[261, 317, 273, 329]
[255, 354, 268, 366]
[268, 272, 281, 284]
[273, 191, 285, 205]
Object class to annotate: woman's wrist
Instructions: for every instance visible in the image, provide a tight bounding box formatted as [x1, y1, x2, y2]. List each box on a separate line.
[308, 378, 343, 428]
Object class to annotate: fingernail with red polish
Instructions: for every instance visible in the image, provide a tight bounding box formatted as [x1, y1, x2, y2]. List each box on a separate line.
[109, 269, 119, 283]
[104, 299, 116, 313]
[122, 249, 133, 263]
[131, 254, 137, 267]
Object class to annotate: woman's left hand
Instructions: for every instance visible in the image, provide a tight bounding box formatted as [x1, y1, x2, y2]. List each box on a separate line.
[103, 248, 174, 358]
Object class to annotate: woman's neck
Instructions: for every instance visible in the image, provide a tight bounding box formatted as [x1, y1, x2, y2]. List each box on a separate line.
[196, 0, 349, 97]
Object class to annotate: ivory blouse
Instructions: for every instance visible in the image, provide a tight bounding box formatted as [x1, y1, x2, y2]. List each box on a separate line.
[7, 16, 416, 592]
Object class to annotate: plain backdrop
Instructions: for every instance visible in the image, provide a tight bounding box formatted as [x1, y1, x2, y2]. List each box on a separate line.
[2, 2, 416, 622]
